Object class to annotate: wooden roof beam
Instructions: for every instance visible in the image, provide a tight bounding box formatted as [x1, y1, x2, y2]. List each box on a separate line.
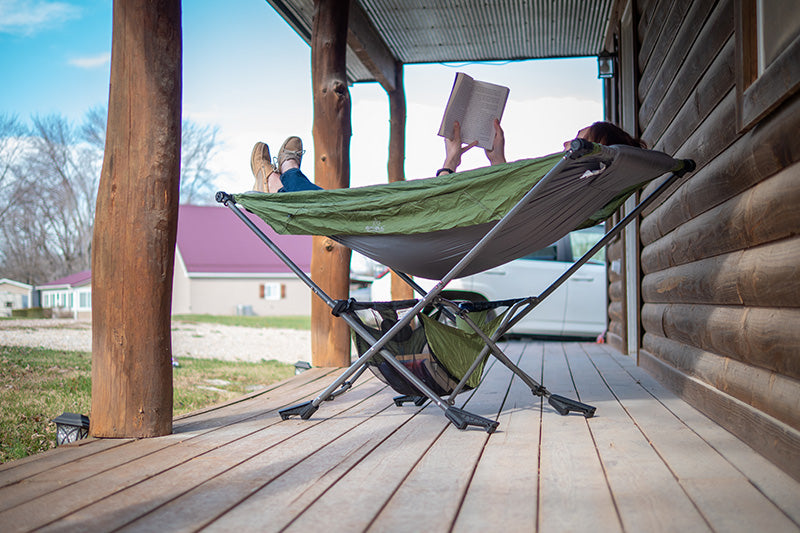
[346, 0, 398, 92]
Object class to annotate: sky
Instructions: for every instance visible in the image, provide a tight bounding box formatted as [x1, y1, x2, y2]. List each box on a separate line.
[0, 0, 605, 194]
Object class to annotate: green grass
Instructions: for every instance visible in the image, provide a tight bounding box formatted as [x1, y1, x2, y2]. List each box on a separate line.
[0, 345, 294, 464]
[172, 314, 310, 330]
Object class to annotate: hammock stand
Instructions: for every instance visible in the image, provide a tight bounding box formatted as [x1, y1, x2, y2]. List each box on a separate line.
[215, 139, 695, 433]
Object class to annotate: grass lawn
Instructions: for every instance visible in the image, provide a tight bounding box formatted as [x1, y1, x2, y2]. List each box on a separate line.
[0, 345, 294, 464]
[172, 314, 310, 330]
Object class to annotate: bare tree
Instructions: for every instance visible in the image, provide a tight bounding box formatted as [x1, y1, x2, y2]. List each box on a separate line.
[83, 106, 222, 204]
[0, 108, 221, 284]
[180, 120, 221, 204]
[0, 113, 29, 221]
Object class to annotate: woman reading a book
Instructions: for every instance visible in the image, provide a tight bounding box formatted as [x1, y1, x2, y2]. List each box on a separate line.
[437, 119, 646, 176]
[250, 120, 645, 193]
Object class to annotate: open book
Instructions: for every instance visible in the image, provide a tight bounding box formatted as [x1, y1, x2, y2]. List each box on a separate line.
[437, 72, 510, 150]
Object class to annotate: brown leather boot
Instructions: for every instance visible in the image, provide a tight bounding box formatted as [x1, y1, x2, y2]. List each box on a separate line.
[250, 142, 276, 192]
[276, 136, 304, 172]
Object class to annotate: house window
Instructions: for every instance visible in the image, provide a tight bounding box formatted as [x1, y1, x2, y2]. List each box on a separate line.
[259, 283, 286, 301]
[79, 291, 91, 309]
[736, 0, 800, 131]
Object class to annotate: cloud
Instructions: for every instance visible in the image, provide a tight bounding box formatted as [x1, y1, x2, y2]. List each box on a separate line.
[0, 0, 80, 36]
[69, 52, 110, 69]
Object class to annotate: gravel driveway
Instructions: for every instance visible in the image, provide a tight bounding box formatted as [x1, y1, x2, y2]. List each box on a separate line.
[0, 319, 312, 365]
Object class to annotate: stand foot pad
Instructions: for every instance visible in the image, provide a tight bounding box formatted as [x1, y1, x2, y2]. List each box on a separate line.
[393, 395, 427, 407]
[445, 407, 499, 433]
[548, 394, 596, 418]
[279, 401, 318, 420]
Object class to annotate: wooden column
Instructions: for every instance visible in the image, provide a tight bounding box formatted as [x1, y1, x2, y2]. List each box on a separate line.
[310, 0, 352, 367]
[387, 62, 414, 300]
[91, 0, 181, 437]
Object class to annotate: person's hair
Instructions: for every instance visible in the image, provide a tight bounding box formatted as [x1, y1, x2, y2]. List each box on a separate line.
[582, 121, 647, 148]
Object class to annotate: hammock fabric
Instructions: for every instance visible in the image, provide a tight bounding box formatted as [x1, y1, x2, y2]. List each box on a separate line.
[234, 144, 684, 279]
[218, 141, 695, 432]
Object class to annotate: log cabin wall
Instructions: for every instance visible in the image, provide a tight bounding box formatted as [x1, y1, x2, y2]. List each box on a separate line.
[612, 0, 800, 479]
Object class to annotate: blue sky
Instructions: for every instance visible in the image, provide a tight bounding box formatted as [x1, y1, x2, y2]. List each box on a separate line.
[1, 0, 604, 192]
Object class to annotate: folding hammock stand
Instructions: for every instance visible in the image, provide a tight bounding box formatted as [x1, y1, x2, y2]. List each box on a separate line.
[216, 139, 695, 433]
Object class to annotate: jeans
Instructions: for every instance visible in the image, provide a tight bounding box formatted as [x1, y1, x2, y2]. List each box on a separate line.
[278, 168, 322, 193]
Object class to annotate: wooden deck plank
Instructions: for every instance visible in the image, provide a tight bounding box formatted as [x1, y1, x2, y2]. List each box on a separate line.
[199, 385, 430, 532]
[538, 342, 622, 533]
[0, 368, 348, 530]
[565, 344, 712, 533]
[128, 381, 401, 532]
[451, 341, 543, 532]
[1, 341, 797, 533]
[601, 345, 800, 529]
[0, 437, 133, 488]
[585, 344, 800, 533]
[278, 391, 454, 532]
[364, 348, 521, 532]
[42, 375, 387, 533]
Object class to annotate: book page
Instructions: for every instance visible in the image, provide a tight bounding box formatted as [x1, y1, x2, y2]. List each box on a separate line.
[437, 73, 509, 150]
[460, 81, 509, 149]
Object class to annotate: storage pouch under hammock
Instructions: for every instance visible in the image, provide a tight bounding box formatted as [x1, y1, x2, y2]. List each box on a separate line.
[353, 306, 506, 396]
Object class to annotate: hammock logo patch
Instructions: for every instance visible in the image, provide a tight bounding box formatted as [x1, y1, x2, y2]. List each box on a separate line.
[365, 219, 385, 233]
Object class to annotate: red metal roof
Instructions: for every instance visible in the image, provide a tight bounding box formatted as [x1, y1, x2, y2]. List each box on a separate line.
[176, 204, 311, 274]
[38, 270, 92, 288]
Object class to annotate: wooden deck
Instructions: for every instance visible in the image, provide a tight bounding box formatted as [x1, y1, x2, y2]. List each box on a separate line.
[1, 341, 799, 532]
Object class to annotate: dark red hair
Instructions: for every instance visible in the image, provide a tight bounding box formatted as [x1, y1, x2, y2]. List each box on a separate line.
[582, 121, 647, 148]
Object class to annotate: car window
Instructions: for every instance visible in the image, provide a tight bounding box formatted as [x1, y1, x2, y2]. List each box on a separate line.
[521, 244, 557, 261]
[570, 225, 605, 264]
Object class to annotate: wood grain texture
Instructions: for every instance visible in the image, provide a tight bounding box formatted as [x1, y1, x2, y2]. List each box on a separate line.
[310, 0, 353, 367]
[642, 333, 800, 430]
[91, 0, 182, 438]
[641, 237, 800, 306]
[642, 161, 800, 273]
[3, 343, 799, 532]
[640, 348, 800, 483]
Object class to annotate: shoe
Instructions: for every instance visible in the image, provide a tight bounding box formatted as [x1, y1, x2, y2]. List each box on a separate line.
[250, 142, 276, 192]
[276, 136, 305, 172]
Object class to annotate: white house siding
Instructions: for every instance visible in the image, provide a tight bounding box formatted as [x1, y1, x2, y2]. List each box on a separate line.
[0, 280, 32, 316]
[187, 275, 311, 316]
[171, 249, 192, 315]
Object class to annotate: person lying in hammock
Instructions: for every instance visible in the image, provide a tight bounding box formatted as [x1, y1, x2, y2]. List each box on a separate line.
[250, 121, 645, 193]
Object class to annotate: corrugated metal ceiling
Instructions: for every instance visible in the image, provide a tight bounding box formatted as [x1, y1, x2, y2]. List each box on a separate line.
[266, 0, 615, 84]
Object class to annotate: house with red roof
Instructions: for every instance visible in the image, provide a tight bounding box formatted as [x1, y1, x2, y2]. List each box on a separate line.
[36, 205, 313, 319]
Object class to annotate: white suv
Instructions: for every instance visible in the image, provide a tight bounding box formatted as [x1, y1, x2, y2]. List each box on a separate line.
[369, 225, 607, 339]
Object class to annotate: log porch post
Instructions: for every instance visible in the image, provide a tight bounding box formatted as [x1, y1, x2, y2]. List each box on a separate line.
[310, 0, 352, 367]
[91, 0, 182, 437]
[387, 62, 413, 300]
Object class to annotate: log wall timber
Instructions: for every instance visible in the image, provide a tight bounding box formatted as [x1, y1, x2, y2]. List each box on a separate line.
[642, 237, 800, 307]
[91, 0, 181, 437]
[642, 162, 800, 271]
[616, 0, 800, 478]
[310, 0, 352, 367]
[642, 304, 800, 379]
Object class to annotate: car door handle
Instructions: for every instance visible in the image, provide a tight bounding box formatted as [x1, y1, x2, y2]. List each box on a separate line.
[571, 277, 594, 282]
[484, 271, 506, 275]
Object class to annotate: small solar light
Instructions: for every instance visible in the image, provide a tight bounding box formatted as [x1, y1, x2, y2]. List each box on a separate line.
[52, 412, 90, 445]
[294, 361, 312, 375]
[597, 51, 616, 79]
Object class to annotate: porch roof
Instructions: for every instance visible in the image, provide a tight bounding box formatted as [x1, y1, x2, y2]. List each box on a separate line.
[266, 0, 616, 88]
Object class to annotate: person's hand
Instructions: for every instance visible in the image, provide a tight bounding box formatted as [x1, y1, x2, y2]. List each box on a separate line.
[443, 121, 478, 172]
[485, 119, 506, 165]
